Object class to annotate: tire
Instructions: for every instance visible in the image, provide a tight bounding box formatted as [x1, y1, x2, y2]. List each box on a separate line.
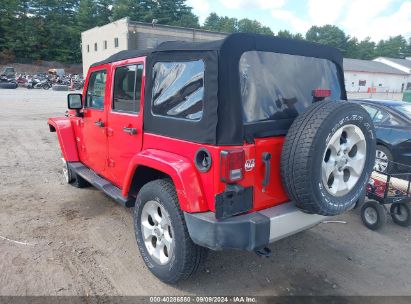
[71, 173, 89, 188]
[62, 158, 74, 184]
[281, 101, 376, 216]
[375, 145, 393, 173]
[63, 160, 89, 188]
[42, 83, 51, 90]
[390, 202, 411, 227]
[352, 188, 366, 210]
[361, 200, 387, 230]
[134, 179, 208, 283]
[0, 82, 18, 89]
[52, 84, 68, 91]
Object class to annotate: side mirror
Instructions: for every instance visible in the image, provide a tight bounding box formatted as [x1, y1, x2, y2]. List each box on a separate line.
[67, 93, 82, 110]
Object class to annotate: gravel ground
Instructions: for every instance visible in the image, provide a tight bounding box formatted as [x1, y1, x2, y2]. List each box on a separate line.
[0, 88, 410, 297]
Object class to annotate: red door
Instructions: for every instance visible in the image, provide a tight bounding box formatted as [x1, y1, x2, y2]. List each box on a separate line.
[106, 58, 145, 187]
[80, 68, 109, 175]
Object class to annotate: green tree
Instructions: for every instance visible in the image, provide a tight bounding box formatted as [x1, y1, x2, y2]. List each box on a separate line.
[112, 0, 149, 22]
[306, 25, 348, 55]
[2, 0, 409, 65]
[376, 35, 409, 58]
[203, 12, 220, 31]
[77, 0, 98, 31]
[345, 37, 359, 58]
[30, 0, 81, 62]
[203, 13, 273, 34]
[95, 0, 113, 25]
[277, 29, 303, 40]
[277, 29, 293, 39]
[237, 18, 273, 35]
[203, 13, 236, 32]
[357, 37, 376, 59]
[217, 16, 237, 32]
[151, 0, 199, 28]
[3, 0, 39, 60]
[293, 33, 304, 40]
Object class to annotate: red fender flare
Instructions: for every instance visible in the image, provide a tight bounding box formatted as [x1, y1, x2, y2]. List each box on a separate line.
[47, 117, 79, 161]
[122, 149, 208, 213]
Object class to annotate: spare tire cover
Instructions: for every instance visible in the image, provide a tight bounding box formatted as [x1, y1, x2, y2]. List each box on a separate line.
[281, 100, 375, 216]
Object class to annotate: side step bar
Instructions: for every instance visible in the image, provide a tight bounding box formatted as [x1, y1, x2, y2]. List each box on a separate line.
[68, 162, 134, 207]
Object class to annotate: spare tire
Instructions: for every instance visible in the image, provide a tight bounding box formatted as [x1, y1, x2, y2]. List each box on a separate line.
[0, 82, 18, 89]
[281, 100, 375, 216]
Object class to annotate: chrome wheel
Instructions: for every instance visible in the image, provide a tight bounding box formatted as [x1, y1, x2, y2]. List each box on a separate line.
[364, 207, 378, 224]
[141, 200, 174, 265]
[322, 124, 367, 197]
[62, 158, 71, 183]
[375, 149, 388, 172]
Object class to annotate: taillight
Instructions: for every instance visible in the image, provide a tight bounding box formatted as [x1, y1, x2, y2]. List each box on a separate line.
[312, 88, 331, 98]
[220, 149, 245, 183]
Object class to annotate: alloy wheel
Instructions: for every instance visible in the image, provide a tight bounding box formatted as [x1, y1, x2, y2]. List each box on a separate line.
[141, 200, 174, 265]
[322, 124, 367, 197]
[374, 149, 388, 173]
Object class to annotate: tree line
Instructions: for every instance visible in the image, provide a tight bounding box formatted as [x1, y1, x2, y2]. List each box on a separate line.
[1, 0, 410, 64]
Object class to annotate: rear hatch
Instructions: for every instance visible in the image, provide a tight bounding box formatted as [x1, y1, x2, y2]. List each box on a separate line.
[239, 51, 344, 211]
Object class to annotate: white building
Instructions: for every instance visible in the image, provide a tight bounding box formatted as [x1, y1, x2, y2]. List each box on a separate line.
[344, 58, 410, 93]
[81, 17, 227, 75]
[373, 57, 411, 91]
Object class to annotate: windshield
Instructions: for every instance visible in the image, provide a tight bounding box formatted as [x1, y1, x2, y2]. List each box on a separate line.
[239, 51, 343, 123]
[392, 104, 411, 120]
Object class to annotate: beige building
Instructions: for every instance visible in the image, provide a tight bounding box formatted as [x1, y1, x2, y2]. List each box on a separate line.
[81, 17, 227, 75]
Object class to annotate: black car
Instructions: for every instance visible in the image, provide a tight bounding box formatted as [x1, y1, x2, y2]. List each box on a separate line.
[0, 74, 18, 89]
[351, 99, 411, 172]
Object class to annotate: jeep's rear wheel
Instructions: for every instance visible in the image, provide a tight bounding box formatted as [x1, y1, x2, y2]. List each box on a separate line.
[281, 101, 376, 216]
[134, 179, 208, 283]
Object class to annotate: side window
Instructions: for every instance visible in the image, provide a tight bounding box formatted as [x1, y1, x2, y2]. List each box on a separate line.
[151, 60, 204, 121]
[374, 109, 389, 124]
[361, 104, 378, 119]
[86, 70, 107, 109]
[113, 64, 143, 113]
[374, 109, 399, 126]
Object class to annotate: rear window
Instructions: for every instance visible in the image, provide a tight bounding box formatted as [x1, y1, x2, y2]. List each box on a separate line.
[239, 51, 342, 123]
[151, 60, 204, 121]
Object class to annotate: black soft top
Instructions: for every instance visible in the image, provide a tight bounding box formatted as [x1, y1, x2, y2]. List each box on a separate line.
[91, 49, 153, 67]
[92, 33, 346, 145]
[92, 33, 342, 68]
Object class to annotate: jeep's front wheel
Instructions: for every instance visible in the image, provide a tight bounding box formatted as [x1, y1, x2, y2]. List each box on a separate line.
[134, 179, 208, 283]
[62, 158, 89, 188]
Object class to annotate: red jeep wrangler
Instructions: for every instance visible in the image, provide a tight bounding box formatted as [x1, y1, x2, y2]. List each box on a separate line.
[48, 33, 375, 283]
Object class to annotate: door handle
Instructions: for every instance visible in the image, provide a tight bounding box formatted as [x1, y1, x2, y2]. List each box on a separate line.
[94, 121, 105, 127]
[123, 127, 137, 135]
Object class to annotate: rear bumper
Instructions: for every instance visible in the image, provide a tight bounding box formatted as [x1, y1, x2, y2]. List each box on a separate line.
[184, 202, 327, 251]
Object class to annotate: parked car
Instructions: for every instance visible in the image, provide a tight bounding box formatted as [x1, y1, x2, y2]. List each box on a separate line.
[0, 74, 17, 89]
[1, 66, 15, 77]
[48, 33, 375, 283]
[351, 99, 411, 172]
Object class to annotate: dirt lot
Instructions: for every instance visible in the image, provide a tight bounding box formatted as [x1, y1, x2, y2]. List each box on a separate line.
[0, 88, 410, 297]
